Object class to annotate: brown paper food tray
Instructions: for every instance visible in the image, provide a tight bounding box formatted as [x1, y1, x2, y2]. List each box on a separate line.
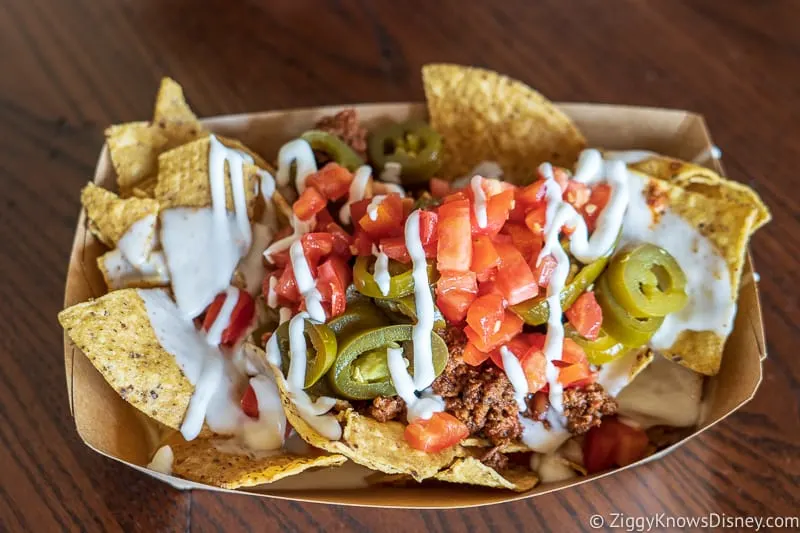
[62, 103, 765, 508]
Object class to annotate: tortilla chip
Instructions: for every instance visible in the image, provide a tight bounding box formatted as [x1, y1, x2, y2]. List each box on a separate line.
[643, 176, 757, 375]
[629, 156, 770, 231]
[155, 136, 260, 214]
[272, 368, 465, 481]
[97, 250, 170, 290]
[131, 176, 159, 199]
[81, 183, 159, 247]
[153, 77, 204, 142]
[105, 122, 170, 195]
[58, 289, 193, 429]
[170, 437, 346, 489]
[422, 64, 586, 184]
[461, 438, 531, 453]
[434, 457, 538, 492]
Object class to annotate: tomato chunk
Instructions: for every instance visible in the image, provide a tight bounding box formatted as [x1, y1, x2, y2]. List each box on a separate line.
[241, 384, 259, 419]
[466, 293, 505, 348]
[492, 240, 538, 305]
[470, 189, 514, 237]
[464, 310, 523, 352]
[462, 342, 490, 366]
[380, 237, 411, 263]
[520, 347, 548, 392]
[558, 338, 593, 387]
[437, 199, 473, 272]
[436, 270, 478, 323]
[470, 235, 501, 282]
[565, 292, 603, 340]
[305, 163, 353, 201]
[404, 412, 469, 452]
[300, 233, 335, 266]
[583, 417, 649, 473]
[582, 183, 612, 232]
[503, 223, 542, 263]
[524, 205, 548, 235]
[418, 210, 439, 247]
[530, 254, 558, 288]
[293, 186, 327, 221]
[516, 179, 547, 206]
[202, 288, 256, 346]
[565, 180, 591, 209]
[317, 256, 352, 318]
[275, 265, 301, 303]
[358, 194, 405, 239]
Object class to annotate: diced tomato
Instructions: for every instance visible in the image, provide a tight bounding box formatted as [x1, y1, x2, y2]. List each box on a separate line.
[275, 265, 300, 303]
[565, 181, 591, 209]
[462, 342, 489, 366]
[466, 293, 505, 347]
[358, 194, 405, 239]
[583, 417, 649, 473]
[241, 384, 259, 419]
[202, 288, 256, 346]
[492, 240, 538, 305]
[293, 186, 327, 221]
[470, 236, 501, 282]
[477, 279, 503, 298]
[503, 223, 543, 263]
[317, 256, 351, 318]
[542, 166, 569, 192]
[437, 199, 472, 272]
[464, 310, 523, 352]
[269, 250, 291, 269]
[516, 179, 548, 206]
[322, 222, 354, 258]
[561, 338, 588, 365]
[519, 347, 548, 392]
[430, 178, 451, 198]
[524, 205, 548, 235]
[315, 207, 335, 227]
[582, 183, 612, 232]
[418, 210, 439, 247]
[530, 254, 558, 288]
[442, 191, 469, 204]
[436, 270, 478, 323]
[349, 198, 371, 229]
[558, 338, 593, 386]
[351, 230, 374, 257]
[300, 233, 335, 266]
[566, 292, 603, 340]
[404, 412, 469, 452]
[487, 334, 530, 369]
[380, 237, 411, 263]
[305, 163, 353, 201]
[470, 189, 514, 237]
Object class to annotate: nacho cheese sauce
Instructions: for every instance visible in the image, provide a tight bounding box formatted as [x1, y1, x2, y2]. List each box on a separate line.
[276, 139, 317, 193]
[620, 173, 735, 348]
[340, 165, 371, 225]
[404, 211, 437, 390]
[147, 445, 174, 475]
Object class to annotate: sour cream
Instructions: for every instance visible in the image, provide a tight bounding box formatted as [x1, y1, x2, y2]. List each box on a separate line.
[500, 346, 528, 410]
[289, 240, 326, 323]
[276, 139, 317, 193]
[372, 244, 391, 297]
[366, 195, 387, 221]
[404, 211, 436, 390]
[117, 214, 157, 268]
[470, 176, 488, 228]
[340, 165, 371, 225]
[387, 347, 445, 423]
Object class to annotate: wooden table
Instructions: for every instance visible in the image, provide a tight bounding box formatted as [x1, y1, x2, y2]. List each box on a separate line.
[2, 0, 797, 530]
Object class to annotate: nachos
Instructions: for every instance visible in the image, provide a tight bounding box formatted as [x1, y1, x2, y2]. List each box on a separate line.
[60, 65, 768, 491]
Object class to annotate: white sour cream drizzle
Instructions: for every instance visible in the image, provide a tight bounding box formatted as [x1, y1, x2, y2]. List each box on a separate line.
[275, 139, 317, 193]
[380, 161, 402, 183]
[500, 346, 528, 410]
[339, 165, 371, 225]
[101, 249, 169, 289]
[605, 150, 658, 164]
[160, 135, 254, 318]
[451, 161, 504, 189]
[289, 240, 326, 323]
[270, 314, 342, 439]
[266, 276, 279, 308]
[470, 176, 488, 228]
[204, 286, 240, 346]
[240, 374, 287, 451]
[404, 211, 437, 390]
[387, 347, 445, 422]
[263, 214, 316, 260]
[117, 214, 157, 268]
[147, 445, 174, 475]
[372, 244, 391, 297]
[366, 195, 387, 221]
[620, 174, 735, 347]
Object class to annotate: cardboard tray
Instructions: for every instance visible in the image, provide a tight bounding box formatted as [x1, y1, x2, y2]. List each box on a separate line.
[62, 102, 766, 508]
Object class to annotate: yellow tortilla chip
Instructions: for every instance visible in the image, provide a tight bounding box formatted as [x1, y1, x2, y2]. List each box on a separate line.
[629, 156, 770, 231]
[130, 176, 158, 199]
[170, 437, 346, 489]
[80, 183, 159, 247]
[435, 457, 538, 492]
[422, 63, 586, 184]
[97, 250, 170, 290]
[643, 176, 758, 375]
[58, 289, 193, 429]
[461, 438, 530, 453]
[155, 136, 260, 214]
[153, 77, 204, 142]
[105, 122, 169, 196]
[272, 368, 466, 481]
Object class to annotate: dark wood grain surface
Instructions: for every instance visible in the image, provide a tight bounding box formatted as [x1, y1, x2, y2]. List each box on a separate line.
[2, 0, 798, 530]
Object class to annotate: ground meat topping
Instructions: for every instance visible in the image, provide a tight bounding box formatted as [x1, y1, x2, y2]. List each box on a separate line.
[431, 327, 522, 445]
[313, 109, 368, 160]
[480, 446, 509, 471]
[562, 383, 618, 434]
[367, 395, 406, 423]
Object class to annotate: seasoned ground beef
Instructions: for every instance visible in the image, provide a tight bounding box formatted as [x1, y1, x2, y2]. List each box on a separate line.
[368, 395, 406, 423]
[562, 383, 617, 434]
[480, 446, 509, 471]
[314, 109, 368, 159]
[431, 328, 522, 445]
